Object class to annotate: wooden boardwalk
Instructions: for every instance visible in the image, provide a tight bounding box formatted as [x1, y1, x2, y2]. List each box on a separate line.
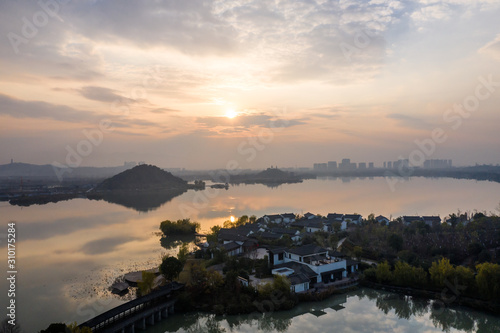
[80, 282, 183, 333]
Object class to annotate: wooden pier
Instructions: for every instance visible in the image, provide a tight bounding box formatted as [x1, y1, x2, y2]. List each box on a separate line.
[79, 282, 183, 333]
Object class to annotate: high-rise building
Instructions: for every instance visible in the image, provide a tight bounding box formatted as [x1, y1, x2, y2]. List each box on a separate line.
[328, 161, 337, 170]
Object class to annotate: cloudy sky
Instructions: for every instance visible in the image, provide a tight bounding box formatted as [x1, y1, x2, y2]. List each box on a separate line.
[1, 0, 499, 169]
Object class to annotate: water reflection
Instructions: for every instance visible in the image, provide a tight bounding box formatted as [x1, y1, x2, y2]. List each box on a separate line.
[146, 288, 500, 333]
[3, 178, 500, 332]
[89, 189, 187, 212]
[160, 234, 197, 250]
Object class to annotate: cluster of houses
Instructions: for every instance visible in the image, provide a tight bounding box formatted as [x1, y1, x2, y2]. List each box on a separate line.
[401, 215, 441, 226]
[198, 212, 366, 292]
[197, 211, 444, 292]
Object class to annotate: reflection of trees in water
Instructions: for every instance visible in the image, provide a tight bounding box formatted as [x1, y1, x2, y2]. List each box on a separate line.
[257, 313, 292, 332]
[181, 311, 291, 333]
[367, 289, 500, 333]
[185, 314, 226, 333]
[90, 189, 187, 212]
[160, 234, 196, 250]
[429, 306, 476, 333]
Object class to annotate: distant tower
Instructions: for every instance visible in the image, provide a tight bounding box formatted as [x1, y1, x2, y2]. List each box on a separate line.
[11, 158, 13, 164]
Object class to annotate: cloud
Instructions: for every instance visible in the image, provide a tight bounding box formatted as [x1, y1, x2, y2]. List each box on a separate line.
[387, 113, 431, 130]
[0, 93, 102, 124]
[67, 0, 239, 55]
[80, 236, 139, 255]
[196, 113, 307, 131]
[79, 86, 134, 103]
[479, 34, 500, 60]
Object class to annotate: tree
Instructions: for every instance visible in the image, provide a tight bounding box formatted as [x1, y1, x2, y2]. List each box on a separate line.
[177, 242, 190, 264]
[429, 258, 455, 288]
[475, 262, 500, 300]
[467, 242, 484, 256]
[353, 246, 363, 260]
[388, 234, 404, 252]
[376, 261, 393, 284]
[67, 322, 92, 333]
[138, 271, 156, 296]
[0, 319, 22, 333]
[207, 225, 221, 245]
[160, 256, 183, 281]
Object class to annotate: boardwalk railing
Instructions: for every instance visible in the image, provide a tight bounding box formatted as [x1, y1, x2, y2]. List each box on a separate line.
[79, 282, 183, 333]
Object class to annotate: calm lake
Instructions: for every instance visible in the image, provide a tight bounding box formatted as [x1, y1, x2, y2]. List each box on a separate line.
[144, 288, 500, 333]
[1, 177, 500, 332]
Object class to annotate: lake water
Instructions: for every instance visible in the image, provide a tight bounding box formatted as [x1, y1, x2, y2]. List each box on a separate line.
[1, 177, 500, 332]
[144, 288, 500, 333]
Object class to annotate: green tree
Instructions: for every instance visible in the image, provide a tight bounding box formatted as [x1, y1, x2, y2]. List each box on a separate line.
[1, 318, 22, 333]
[160, 256, 183, 281]
[376, 261, 393, 284]
[353, 246, 363, 260]
[177, 242, 190, 264]
[388, 234, 404, 252]
[475, 262, 500, 300]
[429, 258, 455, 288]
[138, 271, 156, 296]
[393, 261, 414, 286]
[207, 225, 222, 245]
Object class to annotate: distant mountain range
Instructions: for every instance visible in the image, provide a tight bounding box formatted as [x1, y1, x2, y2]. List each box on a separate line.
[0, 162, 133, 179]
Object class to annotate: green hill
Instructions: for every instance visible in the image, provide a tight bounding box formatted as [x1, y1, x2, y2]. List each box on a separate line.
[95, 164, 187, 191]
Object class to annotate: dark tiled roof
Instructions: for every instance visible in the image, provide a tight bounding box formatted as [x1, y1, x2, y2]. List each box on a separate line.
[307, 221, 324, 229]
[259, 232, 282, 240]
[273, 261, 316, 278]
[265, 214, 283, 220]
[327, 213, 343, 220]
[346, 259, 359, 266]
[222, 242, 241, 251]
[287, 244, 328, 256]
[288, 273, 310, 285]
[422, 216, 441, 222]
[268, 247, 286, 255]
[343, 214, 362, 220]
[402, 216, 423, 222]
[281, 213, 296, 219]
[271, 228, 298, 236]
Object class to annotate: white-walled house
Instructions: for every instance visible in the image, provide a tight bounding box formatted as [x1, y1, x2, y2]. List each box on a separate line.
[270, 244, 358, 291]
[281, 213, 296, 224]
[305, 218, 324, 233]
[343, 214, 362, 225]
[375, 215, 390, 224]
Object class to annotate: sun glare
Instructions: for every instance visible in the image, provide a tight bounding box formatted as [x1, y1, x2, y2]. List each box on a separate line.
[225, 109, 238, 119]
[230, 216, 235, 222]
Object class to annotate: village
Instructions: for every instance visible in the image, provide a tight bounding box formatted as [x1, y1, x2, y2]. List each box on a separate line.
[195, 212, 444, 293]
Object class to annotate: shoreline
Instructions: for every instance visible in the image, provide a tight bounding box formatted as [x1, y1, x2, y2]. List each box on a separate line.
[360, 280, 500, 315]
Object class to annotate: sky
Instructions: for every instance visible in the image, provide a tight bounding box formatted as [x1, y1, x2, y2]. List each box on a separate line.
[1, 0, 500, 170]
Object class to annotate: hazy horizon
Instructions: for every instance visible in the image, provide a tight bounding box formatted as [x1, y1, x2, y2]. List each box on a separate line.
[1, 1, 500, 169]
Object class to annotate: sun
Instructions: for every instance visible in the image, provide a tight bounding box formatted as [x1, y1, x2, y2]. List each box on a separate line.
[225, 109, 238, 119]
[230, 216, 235, 222]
